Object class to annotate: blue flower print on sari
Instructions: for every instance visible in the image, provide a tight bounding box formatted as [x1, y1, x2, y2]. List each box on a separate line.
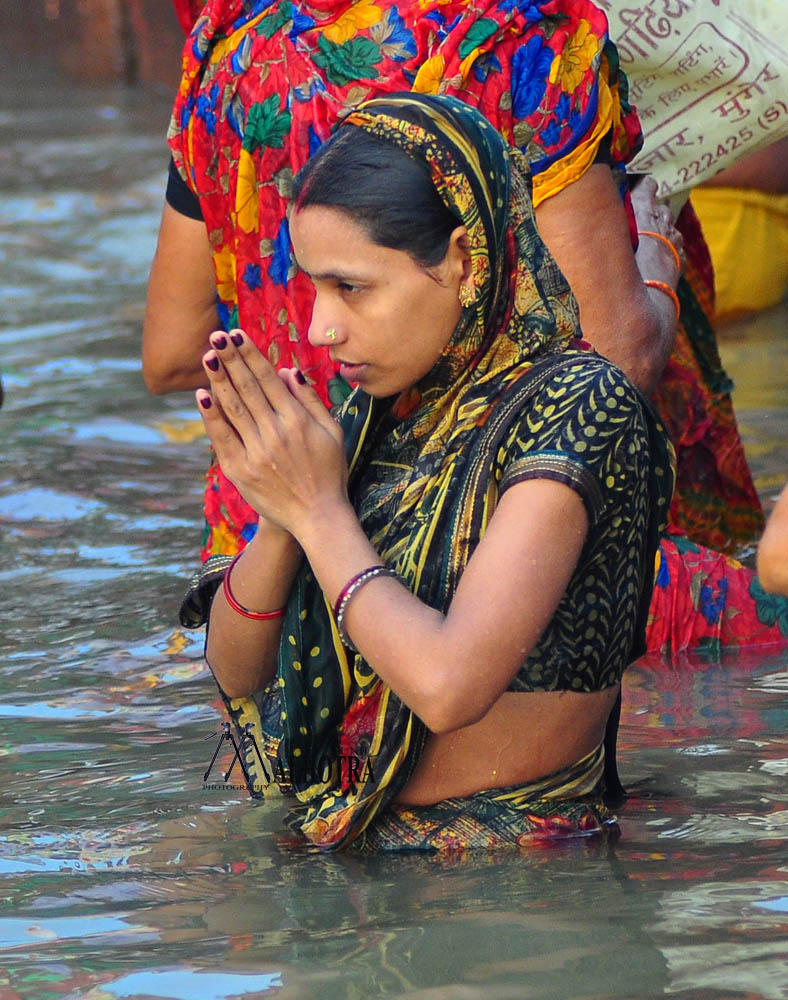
[500, 0, 546, 20]
[226, 94, 246, 141]
[290, 7, 315, 41]
[231, 33, 254, 74]
[511, 36, 554, 119]
[196, 84, 220, 136]
[243, 263, 262, 291]
[473, 52, 502, 84]
[269, 219, 294, 287]
[181, 94, 196, 131]
[540, 117, 562, 148]
[308, 125, 324, 157]
[374, 8, 417, 61]
[217, 301, 240, 332]
[555, 92, 571, 123]
[655, 552, 670, 589]
[700, 577, 728, 625]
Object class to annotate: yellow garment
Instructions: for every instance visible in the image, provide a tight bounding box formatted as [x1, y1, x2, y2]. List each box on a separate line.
[691, 186, 788, 321]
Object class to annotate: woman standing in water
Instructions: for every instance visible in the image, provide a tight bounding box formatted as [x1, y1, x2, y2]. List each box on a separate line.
[190, 94, 674, 851]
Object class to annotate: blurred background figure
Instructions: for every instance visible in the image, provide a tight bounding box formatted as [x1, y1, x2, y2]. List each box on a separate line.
[692, 138, 788, 323]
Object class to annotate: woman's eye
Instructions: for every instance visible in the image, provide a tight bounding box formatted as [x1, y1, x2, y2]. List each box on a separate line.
[338, 281, 361, 294]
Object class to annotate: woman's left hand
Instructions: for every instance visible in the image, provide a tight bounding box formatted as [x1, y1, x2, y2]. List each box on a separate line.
[196, 329, 349, 536]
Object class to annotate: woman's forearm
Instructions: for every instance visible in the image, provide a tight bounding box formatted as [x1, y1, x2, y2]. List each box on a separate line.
[535, 167, 680, 393]
[206, 523, 303, 697]
[142, 203, 219, 395]
[294, 482, 587, 735]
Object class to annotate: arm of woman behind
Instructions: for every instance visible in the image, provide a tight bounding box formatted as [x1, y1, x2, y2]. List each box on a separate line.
[757, 484, 788, 596]
[142, 203, 219, 394]
[535, 165, 680, 393]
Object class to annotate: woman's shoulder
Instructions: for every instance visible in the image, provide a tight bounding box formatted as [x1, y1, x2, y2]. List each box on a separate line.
[527, 349, 646, 415]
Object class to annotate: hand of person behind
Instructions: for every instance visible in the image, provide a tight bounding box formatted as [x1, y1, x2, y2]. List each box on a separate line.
[630, 175, 685, 281]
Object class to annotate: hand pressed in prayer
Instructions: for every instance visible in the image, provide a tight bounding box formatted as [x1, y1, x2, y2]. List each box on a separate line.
[196, 329, 348, 536]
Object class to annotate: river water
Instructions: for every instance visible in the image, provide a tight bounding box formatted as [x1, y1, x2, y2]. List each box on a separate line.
[1, 68, 787, 1000]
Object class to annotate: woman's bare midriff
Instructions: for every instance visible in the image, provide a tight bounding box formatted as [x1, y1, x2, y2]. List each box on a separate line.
[394, 686, 620, 805]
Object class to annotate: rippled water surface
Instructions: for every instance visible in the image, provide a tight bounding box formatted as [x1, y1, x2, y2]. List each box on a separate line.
[1, 67, 787, 1000]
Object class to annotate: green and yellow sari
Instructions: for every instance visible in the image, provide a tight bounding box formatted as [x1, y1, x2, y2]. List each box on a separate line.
[184, 94, 674, 852]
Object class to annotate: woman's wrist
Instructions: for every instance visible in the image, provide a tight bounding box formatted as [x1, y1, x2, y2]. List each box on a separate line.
[222, 524, 302, 620]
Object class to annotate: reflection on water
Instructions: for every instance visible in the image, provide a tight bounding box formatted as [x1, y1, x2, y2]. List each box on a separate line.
[1, 66, 788, 1000]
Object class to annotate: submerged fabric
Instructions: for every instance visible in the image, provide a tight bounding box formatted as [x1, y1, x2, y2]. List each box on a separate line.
[167, 0, 641, 560]
[204, 94, 672, 852]
[348, 743, 615, 852]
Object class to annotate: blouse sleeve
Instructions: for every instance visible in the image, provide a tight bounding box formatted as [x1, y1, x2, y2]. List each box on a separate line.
[497, 355, 652, 528]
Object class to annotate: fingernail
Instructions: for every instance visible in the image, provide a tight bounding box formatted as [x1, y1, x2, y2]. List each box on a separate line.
[206, 356, 220, 371]
[295, 370, 306, 385]
[212, 334, 228, 350]
[230, 332, 244, 347]
[199, 395, 212, 410]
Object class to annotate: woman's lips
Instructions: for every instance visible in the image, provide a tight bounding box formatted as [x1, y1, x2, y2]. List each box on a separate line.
[338, 362, 369, 382]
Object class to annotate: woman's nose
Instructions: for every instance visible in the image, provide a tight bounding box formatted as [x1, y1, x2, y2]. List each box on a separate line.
[307, 297, 342, 348]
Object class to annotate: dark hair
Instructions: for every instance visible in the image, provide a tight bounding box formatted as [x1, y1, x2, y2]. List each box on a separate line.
[291, 124, 461, 269]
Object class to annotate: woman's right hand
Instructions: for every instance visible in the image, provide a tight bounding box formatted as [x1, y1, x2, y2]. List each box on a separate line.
[195, 329, 349, 539]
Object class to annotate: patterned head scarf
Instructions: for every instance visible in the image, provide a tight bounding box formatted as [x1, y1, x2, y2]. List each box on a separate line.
[274, 93, 582, 849]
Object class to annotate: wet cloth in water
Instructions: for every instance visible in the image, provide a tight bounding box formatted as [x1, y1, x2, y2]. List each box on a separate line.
[184, 94, 673, 851]
[348, 744, 614, 853]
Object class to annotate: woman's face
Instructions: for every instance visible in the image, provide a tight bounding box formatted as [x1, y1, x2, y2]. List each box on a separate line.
[289, 205, 469, 397]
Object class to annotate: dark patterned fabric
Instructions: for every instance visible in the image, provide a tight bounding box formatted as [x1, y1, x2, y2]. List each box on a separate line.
[498, 358, 657, 691]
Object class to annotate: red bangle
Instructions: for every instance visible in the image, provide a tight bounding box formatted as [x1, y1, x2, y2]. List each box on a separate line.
[643, 279, 681, 325]
[638, 230, 681, 273]
[222, 552, 286, 620]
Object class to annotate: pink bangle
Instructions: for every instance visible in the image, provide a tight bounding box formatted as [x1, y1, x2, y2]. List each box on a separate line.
[638, 230, 681, 273]
[643, 279, 681, 325]
[223, 552, 286, 621]
[333, 565, 399, 652]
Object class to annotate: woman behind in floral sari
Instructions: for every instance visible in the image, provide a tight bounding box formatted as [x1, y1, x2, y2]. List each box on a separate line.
[190, 93, 674, 852]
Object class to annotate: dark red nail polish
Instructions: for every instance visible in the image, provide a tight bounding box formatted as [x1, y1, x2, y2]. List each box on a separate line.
[295, 370, 306, 385]
[206, 356, 220, 371]
[212, 334, 228, 350]
[231, 332, 244, 347]
[199, 395, 212, 409]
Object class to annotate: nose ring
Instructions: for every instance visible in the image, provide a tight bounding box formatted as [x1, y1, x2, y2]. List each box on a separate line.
[326, 328, 337, 342]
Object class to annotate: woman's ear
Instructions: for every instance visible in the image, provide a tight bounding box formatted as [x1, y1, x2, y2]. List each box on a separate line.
[446, 225, 475, 296]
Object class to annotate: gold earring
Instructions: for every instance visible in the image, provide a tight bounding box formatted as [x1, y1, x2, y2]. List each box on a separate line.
[459, 284, 475, 308]
[326, 328, 337, 342]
